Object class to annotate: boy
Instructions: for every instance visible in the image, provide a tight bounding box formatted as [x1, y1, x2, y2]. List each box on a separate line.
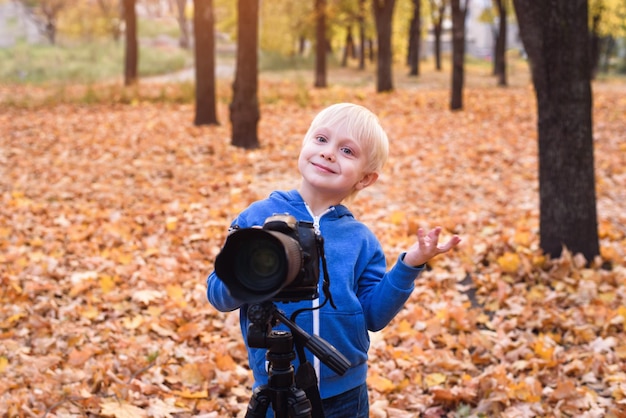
[207, 103, 461, 417]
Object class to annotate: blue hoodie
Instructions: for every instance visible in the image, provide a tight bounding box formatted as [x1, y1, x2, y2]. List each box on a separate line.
[206, 190, 424, 399]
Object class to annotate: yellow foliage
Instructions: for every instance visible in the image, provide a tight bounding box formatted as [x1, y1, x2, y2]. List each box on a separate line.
[368, 374, 396, 393]
[497, 252, 521, 274]
[424, 372, 447, 388]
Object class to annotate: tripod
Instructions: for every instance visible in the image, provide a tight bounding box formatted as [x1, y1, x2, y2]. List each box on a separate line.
[244, 302, 351, 418]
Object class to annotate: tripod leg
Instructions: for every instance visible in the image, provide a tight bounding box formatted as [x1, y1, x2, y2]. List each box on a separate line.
[245, 386, 271, 418]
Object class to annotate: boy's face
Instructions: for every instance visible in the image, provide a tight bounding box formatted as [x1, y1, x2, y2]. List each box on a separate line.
[298, 123, 377, 201]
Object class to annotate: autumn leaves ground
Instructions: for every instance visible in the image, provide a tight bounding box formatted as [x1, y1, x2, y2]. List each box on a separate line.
[1, 76, 625, 417]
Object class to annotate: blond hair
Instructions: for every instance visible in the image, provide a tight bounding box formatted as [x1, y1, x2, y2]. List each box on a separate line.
[304, 103, 389, 175]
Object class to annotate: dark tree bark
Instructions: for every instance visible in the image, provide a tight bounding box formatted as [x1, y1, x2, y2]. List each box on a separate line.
[450, 0, 468, 110]
[230, 0, 260, 149]
[341, 26, 356, 67]
[358, 0, 366, 70]
[123, 0, 138, 86]
[314, 0, 327, 87]
[407, 0, 421, 76]
[493, 0, 507, 86]
[513, 0, 599, 262]
[429, 0, 447, 71]
[589, 3, 604, 79]
[372, 0, 396, 92]
[193, 0, 219, 126]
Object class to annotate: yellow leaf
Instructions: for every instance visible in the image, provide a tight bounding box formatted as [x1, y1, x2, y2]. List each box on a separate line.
[533, 339, 555, 361]
[497, 252, 521, 274]
[80, 305, 99, 320]
[117, 252, 134, 265]
[99, 275, 116, 294]
[166, 284, 186, 307]
[368, 374, 395, 393]
[617, 306, 626, 326]
[513, 231, 531, 247]
[509, 379, 542, 402]
[390, 211, 405, 225]
[424, 372, 447, 388]
[0, 356, 8, 374]
[166, 216, 178, 231]
[396, 319, 414, 335]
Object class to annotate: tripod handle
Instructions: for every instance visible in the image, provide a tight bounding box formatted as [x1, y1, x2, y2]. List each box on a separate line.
[304, 334, 351, 376]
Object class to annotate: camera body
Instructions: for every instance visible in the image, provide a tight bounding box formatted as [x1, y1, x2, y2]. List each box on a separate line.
[215, 214, 320, 303]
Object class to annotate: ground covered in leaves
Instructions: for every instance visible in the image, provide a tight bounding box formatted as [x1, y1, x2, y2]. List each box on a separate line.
[1, 79, 625, 417]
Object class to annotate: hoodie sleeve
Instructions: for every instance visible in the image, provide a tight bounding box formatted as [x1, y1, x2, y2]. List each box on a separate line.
[206, 269, 244, 312]
[357, 242, 424, 331]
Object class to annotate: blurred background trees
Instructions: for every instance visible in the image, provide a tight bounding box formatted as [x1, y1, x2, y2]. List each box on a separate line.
[4, 0, 626, 261]
[5, 0, 626, 87]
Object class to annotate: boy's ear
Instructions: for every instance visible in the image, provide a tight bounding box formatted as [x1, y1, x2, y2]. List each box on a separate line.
[355, 172, 379, 191]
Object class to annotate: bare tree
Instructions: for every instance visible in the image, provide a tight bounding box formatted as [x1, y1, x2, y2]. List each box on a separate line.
[372, 0, 396, 92]
[193, 0, 218, 126]
[513, 0, 599, 262]
[407, 0, 421, 76]
[314, 0, 327, 87]
[450, 0, 468, 110]
[429, 0, 447, 71]
[493, 0, 507, 86]
[230, 0, 260, 149]
[123, 0, 138, 86]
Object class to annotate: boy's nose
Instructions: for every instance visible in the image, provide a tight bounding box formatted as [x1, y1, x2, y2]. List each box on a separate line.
[321, 151, 335, 161]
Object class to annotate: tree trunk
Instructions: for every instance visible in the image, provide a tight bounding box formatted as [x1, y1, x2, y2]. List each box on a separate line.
[123, 0, 138, 86]
[314, 0, 327, 87]
[450, 0, 467, 110]
[407, 0, 421, 76]
[513, 0, 599, 262]
[372, 0, 396, 92]
[493, 0, 507, 86]
[358, 0, 366, 70]
[342, 26, 355, 67]
[430, 0, 446, 71]
[176, 0, 190, 49]
[589, 11, 602, 79]
[230, 0, 260, 149]
[193, 0, 219, 126]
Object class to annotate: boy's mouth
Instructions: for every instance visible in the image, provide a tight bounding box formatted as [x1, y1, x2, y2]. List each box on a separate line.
[311, 161, 336, 174]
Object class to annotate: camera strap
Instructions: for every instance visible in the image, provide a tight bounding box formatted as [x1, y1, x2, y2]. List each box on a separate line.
[294, 349, 325, 418]
[317, 236, 336, 310]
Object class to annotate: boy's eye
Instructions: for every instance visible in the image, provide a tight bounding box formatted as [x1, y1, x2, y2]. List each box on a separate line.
[340, 147, 354, 156]
[315, 135, 327, 143]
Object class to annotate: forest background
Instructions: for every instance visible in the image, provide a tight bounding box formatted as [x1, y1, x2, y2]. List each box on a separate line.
[1, 0, 626, 417]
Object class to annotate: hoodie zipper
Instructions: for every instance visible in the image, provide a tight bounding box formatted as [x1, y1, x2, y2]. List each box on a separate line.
[304, 203, 334, 388]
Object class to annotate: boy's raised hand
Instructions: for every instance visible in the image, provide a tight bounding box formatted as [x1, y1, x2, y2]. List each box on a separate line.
[404, 227, 461, 268]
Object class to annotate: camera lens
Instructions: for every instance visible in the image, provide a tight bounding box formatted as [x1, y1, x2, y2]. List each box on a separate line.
[234, 240, 286, 292]
[250, 247, 280, 277]
[215, 226, 306, 303]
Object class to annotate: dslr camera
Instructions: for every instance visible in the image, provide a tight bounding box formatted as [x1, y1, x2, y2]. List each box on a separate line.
[215, 214, 321, 303]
